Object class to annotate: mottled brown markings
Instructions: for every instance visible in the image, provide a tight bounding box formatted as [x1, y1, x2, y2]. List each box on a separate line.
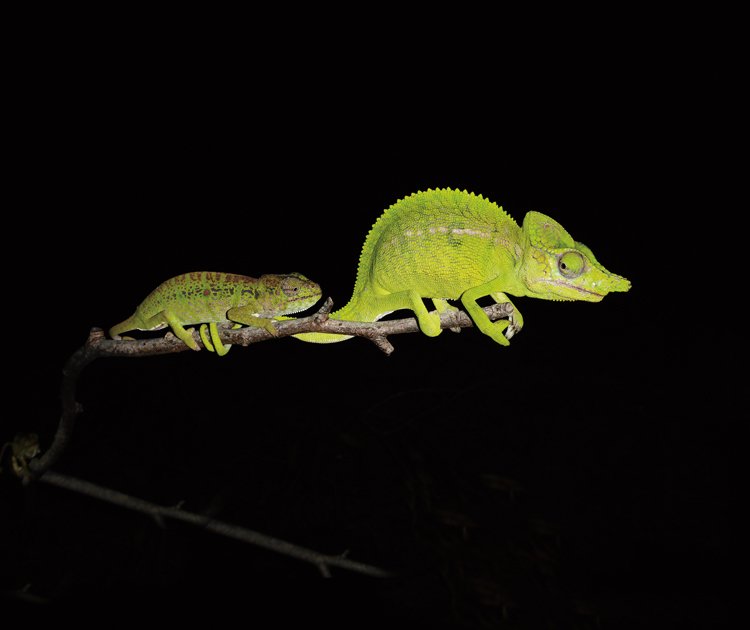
[226, 273, 253, 285]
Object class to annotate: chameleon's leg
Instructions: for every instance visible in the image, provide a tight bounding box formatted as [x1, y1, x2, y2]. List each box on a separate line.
[432, 298, 461, 333]
[158, 311, 200, 351]
[366, 290, 443, 337]
[227, 307, 279, 336]
[460, 279, 520, 346]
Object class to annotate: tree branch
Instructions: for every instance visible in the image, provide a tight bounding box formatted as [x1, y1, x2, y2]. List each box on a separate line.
[230, 298, 514, 355]
[27, 299, 512, 480]
[17, 299, 513, 578]
[38, 469, 392, 578]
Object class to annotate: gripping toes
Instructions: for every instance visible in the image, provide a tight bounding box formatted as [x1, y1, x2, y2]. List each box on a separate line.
[178, 326, 201, 351]
[505, 317, 518, 339]
[486, 319, 512, 346]
[419, 310, 443, 337]
[504, 310, 524, 340]
[432, 299, 462, 333]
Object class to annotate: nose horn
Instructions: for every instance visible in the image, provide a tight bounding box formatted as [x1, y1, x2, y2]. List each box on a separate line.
[609, 274, 631, 292]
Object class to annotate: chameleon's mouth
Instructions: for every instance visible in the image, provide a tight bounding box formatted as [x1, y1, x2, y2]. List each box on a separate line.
[565, 284, 604, 299]
[538, 279, 604, 301]
[287, 303, 318, 314]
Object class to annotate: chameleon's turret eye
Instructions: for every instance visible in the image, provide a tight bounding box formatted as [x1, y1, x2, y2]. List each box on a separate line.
[558, 251, 585, 279]
[281, 276, 301, 297]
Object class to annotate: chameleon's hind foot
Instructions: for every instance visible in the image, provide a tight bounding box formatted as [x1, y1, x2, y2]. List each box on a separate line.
[167, 326, 200, 351]
[417, 310, 443, 337]
[432, 299, 462, 333]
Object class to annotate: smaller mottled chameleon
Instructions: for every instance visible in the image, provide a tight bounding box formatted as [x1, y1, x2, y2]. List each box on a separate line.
[109, 272, 321, 355]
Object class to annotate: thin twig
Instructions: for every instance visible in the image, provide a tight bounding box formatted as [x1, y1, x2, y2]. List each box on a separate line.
[38, 469, 392, 578]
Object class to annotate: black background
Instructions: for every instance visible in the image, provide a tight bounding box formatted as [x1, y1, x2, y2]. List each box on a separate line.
[1, 19, 726, 629]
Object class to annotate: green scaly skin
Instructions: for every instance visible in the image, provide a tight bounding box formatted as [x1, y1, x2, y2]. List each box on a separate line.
[110, 272, 321, 355]
[290, 188, 630, 345]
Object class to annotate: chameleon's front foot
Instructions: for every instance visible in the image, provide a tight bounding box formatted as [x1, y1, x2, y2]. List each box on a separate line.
[504, 308, 524, 340]
[461, 288, 522, 347]
[478, 307, 524, 346]
[480, 320, 512, 346]
[226, 307, 280, 337]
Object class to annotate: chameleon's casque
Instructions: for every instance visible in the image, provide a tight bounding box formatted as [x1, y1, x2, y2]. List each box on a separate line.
[292, 188, 629, 345]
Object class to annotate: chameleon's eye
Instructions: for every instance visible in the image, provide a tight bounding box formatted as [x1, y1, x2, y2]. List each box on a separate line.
[281, 278, 300, 296]
[558, 251, 585, 279]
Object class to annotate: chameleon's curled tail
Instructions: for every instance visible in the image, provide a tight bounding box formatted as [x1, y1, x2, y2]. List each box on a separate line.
[109, 314, 140, 339]
[292, 329, 353, 343]
[285, 296, 386, 344]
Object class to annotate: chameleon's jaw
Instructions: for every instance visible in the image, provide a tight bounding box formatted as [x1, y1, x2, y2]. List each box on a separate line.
[536, 280, 605, 302]
[285, 296, 323, 314]
[530, 273, 630, 302]
[560, 282, 605, 301]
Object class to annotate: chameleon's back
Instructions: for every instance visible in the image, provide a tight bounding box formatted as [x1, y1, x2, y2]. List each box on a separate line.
[136, 272, 260, 324]
[358, 189, 522, 301]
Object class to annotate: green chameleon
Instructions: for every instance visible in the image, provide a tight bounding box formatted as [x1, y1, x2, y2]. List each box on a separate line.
[110, 272, 321, 355]
[290, 188, 630, 345]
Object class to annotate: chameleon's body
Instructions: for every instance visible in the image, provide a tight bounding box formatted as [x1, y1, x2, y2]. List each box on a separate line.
[292, 188, 630, 345]
[110, 272, 321, 355]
